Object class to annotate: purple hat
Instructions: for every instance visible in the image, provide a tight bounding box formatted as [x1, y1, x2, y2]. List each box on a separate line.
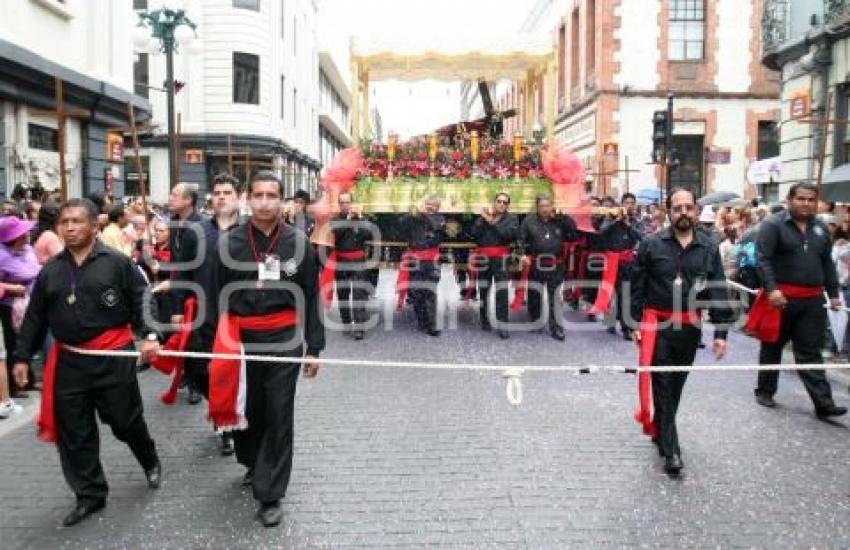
[0, 216, 34, 244]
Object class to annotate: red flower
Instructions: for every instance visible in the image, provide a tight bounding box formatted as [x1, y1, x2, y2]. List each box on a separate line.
[451, 150, 463, 162]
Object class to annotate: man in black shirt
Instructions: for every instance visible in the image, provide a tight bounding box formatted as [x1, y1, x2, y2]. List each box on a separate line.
[326, 192, 372, 340]
[210, 171, 325, 527]
[165, 182, 206, 404]
[517, 194, 578, 341]
[182, 174, 242, 455]
[397, 195, 446, 336]
[13, 199, 162, 526]
[595, 193, 643, 339]
[749, 182, 846, 419]
[470, 193, 518, 339]
[630, 188, 732, 476]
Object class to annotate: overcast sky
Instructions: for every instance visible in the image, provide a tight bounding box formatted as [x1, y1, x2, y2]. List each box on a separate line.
[317, 0, 535, 138]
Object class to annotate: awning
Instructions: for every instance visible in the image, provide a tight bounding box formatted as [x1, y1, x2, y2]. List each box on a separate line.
[820, 163, 850, 203]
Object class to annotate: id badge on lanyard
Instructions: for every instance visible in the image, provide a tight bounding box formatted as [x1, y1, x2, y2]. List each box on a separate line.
[257, 254, 281, 288]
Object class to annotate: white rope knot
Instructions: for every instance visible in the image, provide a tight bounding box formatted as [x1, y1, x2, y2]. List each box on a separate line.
[502, 368, 524, 406]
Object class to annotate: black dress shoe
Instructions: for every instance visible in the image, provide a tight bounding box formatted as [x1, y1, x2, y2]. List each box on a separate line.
[426, 328, 441, 337]
[606, 326, 616, 335]
[220, 432, 235, 456]
[242, 468, 254, 487]
[755, 393, 777, 408]
[664, 454, 683, 475]
[62, 499, 105, 526]
[481, 318, 492, 332]
[816, 405, 848, 419]
[187, 388, 202, 405]
[622, 331, 633, 341]
[551, 327, 565, 341]
[145, 461, 162, 489]
[497, 329, 510, 340]
[352, 329, 365, 341]
[258, 501, 282, 527]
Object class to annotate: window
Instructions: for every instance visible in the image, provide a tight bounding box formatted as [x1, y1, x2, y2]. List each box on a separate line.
[570, 8, 580, 95]
[28, 124, 58, 152]
[280, 0, 285, 38]
[233, 0, 259, 10]
[134, 53, 149, 98]
[233, 52, 259, 104]
[133, 0, 148, 9]
[557, 24, 566, 107]
[292, 88, 297, 128]
[757, 121, 779, 160]
[669, 0, 705, 60]
[586, 0, 596, 74]
[280, 75, 286, 120]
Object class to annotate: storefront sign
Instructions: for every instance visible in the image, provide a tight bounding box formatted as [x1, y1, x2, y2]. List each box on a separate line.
[106, 133, 124, 163]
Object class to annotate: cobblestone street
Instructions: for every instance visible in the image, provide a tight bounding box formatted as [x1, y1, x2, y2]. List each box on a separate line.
[1, 282, 849, 548]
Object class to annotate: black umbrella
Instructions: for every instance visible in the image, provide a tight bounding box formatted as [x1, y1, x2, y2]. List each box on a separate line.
[697, 191, 740, 207]
[821, 163, 850, 203]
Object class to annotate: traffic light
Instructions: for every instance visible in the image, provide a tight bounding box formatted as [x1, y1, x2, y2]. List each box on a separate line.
[651, 110, 669, 164]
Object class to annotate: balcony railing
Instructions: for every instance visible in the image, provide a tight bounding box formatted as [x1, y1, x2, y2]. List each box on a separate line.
[762, 0, 790, 53]
[826, 0, 850, 25]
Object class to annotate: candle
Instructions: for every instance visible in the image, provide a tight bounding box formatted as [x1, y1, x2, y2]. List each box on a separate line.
[470, 131, 479, 162]
[387, 132, 397, 162]
[513, 132, 523, 163]
[429, 134, 438, 162]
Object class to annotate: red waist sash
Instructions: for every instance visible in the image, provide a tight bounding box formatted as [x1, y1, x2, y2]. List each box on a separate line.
[635, 308, 701, 439]
[510, 254, 564, 312]
[464, 245, 511, 301]
[744, 283, 823, 343]
[151, 296, 197, 404]
[589, 249, 637, 315]
[396, 248, 440, 310]
[208, 309, 298, 429]
[320, 249, 367, 309]
[39, 325, 134, 443]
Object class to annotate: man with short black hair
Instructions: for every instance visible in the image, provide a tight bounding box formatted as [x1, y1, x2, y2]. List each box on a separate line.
[211, 171, 324, 527]
[749, 182, 847, 419]
[13, 198, 162, 525]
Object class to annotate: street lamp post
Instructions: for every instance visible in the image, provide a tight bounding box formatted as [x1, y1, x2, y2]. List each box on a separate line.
[133, 8, 198, 190]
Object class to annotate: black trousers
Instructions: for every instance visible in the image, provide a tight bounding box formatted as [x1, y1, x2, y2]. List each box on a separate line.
[756, 296, 835, 410]
[408, 261, 440, 331]
[185, 324, 215, 398]
[528, 264, 565, 331]
[650, 324, 700, 458]
[234, 355, 301, 504]
[614, 261, 635, 332]
[335, 264, 370, 325]
[0, 304, 34, 388]
[476, 257, 510, 325]
[54, 349, 158, 504]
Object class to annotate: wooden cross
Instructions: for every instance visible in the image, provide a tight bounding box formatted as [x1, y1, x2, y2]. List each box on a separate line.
[587, 156, 642, 195]
[791, 92, 850, 195]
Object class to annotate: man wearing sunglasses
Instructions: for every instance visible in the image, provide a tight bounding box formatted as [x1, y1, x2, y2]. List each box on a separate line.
[629, 187, 732, 476]
[469, 193, 518, 339]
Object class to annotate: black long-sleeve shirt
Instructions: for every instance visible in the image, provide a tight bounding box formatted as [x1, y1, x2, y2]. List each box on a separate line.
[214, 222, 325, 357]
[519, 213, 578, 256]
[15, 242, 158, 362]
[168, 210, 206, 313]
[757, 211, 839, 298]
[399, 213, 445, 250]
[630, 228, 732, 339]
[471, 213, 519, 247]
[598, 218, 643, 252]
[195, 216, 241, 328]
[330, 214, 371, 252]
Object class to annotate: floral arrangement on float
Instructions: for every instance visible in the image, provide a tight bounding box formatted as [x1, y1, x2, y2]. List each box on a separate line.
[312, 132, 587, 216]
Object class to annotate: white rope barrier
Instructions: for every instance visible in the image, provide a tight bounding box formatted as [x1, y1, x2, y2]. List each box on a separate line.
[63, 345, 850, 406]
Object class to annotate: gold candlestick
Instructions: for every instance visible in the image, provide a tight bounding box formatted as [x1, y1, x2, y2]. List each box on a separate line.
[429, 133, 438, 180]
[513, 132, 523, 181]
[470, 130, 479, 178]
[387, 132, 397, 182]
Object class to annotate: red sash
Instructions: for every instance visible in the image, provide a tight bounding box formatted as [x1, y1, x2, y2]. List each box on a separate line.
[396, 248, 440, 310]
[320, 249, 367, 309]
[744, 283, 823, 343]
[589, 249, 637, 315]
[208, 309, 298, 429]
[150, 296, 197, 404]
[38, 325, 134, 443]
[464, 245, 511, 301]
[635, 308, 701, 438]
[510, 254, 563, 312]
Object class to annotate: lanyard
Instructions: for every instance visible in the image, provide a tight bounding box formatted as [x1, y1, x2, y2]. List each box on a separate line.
[248, 222, 283, 263]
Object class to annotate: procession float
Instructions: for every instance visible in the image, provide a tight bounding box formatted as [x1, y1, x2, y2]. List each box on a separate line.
[311, 35, 590, 265]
